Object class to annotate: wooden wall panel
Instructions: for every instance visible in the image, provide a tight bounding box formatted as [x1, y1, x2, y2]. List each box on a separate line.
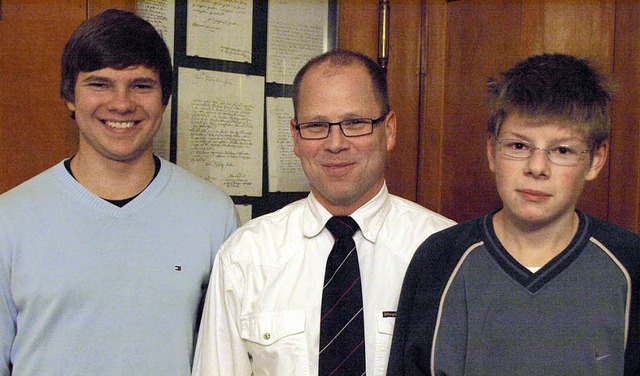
[384, 0, 422, 201]
[609, 1, 640, 231]
[338, 0, 423, 202]
[418, 0, 627, 227]
[438, 0, 523, 222]
[88, 0, 135, 16]
[532, 0, 616, 220]
[0, 0, 85, 194]
[417, 0, 447, 212]
[0, 0, 135, 195]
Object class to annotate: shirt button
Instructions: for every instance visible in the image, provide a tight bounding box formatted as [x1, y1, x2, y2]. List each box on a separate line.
[264, 333, 271, 340]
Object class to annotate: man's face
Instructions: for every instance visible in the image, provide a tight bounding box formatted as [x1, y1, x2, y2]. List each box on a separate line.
[66, 65, 165, 163]
[487, 113, 606, 228]
[290, 62, 396, 215]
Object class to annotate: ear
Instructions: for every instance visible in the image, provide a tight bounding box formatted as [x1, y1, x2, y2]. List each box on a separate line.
[66, 101, 76, 112]
[487, 135, 497, 173]
[585, 141, 609, 181]
[290, 118, 301, 157]
[384, 111, 397, 152]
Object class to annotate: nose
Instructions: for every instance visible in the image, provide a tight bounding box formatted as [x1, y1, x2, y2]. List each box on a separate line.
[526, 148, 551, 178]
[324, 124, 350, 152]
[107, 87, 136, 114]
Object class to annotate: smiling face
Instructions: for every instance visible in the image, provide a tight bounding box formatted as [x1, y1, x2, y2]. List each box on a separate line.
[66, 65, 165, 164]
[487, 113, 607, 228]
[290, 62, 396, 215]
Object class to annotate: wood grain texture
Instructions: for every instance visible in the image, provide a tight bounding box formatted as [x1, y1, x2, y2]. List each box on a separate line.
[609, 1, 640, 231]
[0, 0, 135, 194]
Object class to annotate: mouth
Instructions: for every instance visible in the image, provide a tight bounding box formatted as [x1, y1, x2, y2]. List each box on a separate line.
[104, 120, 138, 129]
[322, 162, 355, 174]
[517, 189, 551, 202]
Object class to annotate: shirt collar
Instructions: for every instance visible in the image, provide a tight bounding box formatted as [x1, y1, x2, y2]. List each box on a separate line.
[302, 182, 392, 243]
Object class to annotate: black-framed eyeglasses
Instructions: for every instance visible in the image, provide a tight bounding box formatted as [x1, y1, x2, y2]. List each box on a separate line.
[495, 138, 590, 166]
[294, 113, 388, 140]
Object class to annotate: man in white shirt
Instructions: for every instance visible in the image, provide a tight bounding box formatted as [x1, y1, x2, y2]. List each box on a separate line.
[192, 49, 455, 376]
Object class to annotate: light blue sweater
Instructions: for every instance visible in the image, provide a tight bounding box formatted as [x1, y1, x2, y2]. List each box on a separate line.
[0, 159, 238, 375]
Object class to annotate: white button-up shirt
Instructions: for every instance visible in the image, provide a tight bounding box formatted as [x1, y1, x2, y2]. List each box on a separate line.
[192, 184, 455, 376]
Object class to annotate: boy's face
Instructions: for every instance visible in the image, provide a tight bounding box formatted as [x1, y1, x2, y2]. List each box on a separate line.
[66, 65, 165, 163]
[487, 113, 607, 228]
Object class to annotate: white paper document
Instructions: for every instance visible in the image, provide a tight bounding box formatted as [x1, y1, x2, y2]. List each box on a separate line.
[187, 0, 253, 62]
[137, 0, 176, 160]
[266, 97, 309, 192]
[177, 68, 264, 197]
[266, 0, 329, 84]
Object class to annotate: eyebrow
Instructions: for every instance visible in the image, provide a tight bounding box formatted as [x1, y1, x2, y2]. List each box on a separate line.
[300, 113, 374, 122]
[503, 131, 586, 145]
[80, 75, 160, 86]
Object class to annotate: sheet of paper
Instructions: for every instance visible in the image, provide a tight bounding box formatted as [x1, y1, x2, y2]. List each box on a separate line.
[235, 204, 253, 225]
[177, 68, 264, 197]
[136, 0, 175, 57]
[266, 97, 309, 192]
[266, 0, 329, 84]
[186, 0, 253, 63]
[137, 0, 176, 160]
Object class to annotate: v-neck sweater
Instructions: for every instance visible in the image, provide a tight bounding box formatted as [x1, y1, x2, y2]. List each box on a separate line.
[388, 210, 640, 375]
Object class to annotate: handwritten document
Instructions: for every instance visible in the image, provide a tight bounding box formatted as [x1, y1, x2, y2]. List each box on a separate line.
[267, 0, 329, 84]
[187, 0, 253, 62]
[137, 0, 175, 56]
[177, 68, 264, 197]
[137, 0, 176, 160]
[267, 97, 309, 192]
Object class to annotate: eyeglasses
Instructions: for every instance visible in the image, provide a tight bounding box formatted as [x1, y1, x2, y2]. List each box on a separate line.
[495, 138, 590, 166]
[295, 113, 388, 140]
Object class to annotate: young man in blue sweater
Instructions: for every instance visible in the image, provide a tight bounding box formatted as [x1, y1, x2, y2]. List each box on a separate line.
[0, 9, 238, 375]
[387, 53, 640, 375]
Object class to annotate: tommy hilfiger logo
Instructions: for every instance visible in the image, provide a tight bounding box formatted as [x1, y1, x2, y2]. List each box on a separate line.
[175, 266, 182, 271]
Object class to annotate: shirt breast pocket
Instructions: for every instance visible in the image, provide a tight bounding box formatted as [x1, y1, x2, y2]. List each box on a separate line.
[374, 315, 396, 374]
[240, 310, 309, 376]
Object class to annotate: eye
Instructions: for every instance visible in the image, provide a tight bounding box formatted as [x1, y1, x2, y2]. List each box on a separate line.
[87, 82, 109, 89]
[300, 122, 328, 130]
[553, 146, 579, 155]
[132, 82, 160, 92]
[341, 118, 370, 128]
[504, 140, 530, 151]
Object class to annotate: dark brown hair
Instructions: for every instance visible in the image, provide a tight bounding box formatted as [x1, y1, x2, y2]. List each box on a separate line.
[61, 9, 173, 106]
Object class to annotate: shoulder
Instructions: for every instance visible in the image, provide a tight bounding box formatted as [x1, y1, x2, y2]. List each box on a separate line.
[161, 159, 234, 206]
[588, 215, 640, 268]
[217, 199, 307, 261]
[589, 216, 640, 246]
[0, 164, 60, 210]
[387, 194, 456, 229]
[413, 217, 485, 263]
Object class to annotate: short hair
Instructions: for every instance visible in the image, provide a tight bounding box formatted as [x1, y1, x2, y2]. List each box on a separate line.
[487, 53, 615, 151]
[291, 49, 389, 118]
[61, 9, 173, 106]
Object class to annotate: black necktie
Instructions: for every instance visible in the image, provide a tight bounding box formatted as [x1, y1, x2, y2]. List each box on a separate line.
[319, 216, 366, 375]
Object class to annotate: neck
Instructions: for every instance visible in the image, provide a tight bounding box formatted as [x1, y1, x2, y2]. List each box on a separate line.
[71, 149, 157, 200]
[314, 180, 385, 217]
[492, 210, 579, 268]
